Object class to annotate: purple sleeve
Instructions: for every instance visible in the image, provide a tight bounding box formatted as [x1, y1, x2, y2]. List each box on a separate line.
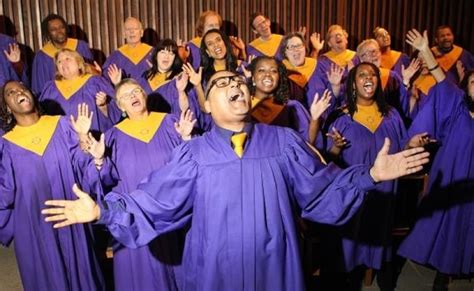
[0, 143, 15, 246]
[32, 52, 55, 95]
[76, 40, 94, 63]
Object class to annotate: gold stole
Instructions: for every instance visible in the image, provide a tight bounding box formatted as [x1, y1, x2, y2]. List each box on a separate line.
[380, 50, 401, 71]
[283, 58, 317, 88]
[353, 103, 383, 133]
[379, 68, 390, 90]
[55, 74, 93, 100]
[431, 45, 463, 71]
[214, 62, 226, 72]
[3, 116, 61, 156]
[41, 38, 79, 59]
[115, 112, 166, 143]
[323, 49, 356, 68]
[190, 37, 201, 48]
[147, 72, 172, 91]
[118, 43, 153, 65]
[413, 74, 436, 96]
[251, 97, 285, 125]
[249, 34, 283, 57]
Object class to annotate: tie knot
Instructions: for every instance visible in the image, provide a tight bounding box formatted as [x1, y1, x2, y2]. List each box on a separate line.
[231, 132, 247, 158]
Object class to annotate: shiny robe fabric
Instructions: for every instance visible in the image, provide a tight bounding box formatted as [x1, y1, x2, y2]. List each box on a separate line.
[97, 124, 378, 291]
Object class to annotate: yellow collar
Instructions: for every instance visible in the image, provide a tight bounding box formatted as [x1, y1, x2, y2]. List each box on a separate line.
[214, 62, 226, 72]
[41, 38, 79, 59]
[148, 72, 172, 91]
[283, 58, 317, 87]
[55, 74, 93, 99]
[115, 112, 167, 143]
[380, 50, 401, 70]
[190, 37, 201, 47]
[353, 102, 383, 133]
[323, 49, 356, 68]
[249, 34, 283, 57]
[414, 74, 437, 96]
[3, 116, 61, 156]
[118, 43, 153, 65]
[431, 45, 463, 72]
[379, 67, 390, 90]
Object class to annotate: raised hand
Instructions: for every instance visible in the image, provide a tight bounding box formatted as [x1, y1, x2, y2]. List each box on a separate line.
[401, 58, 421, 86]
[82, 132, 105, 160]
[327, 127, 347, 149]
[327, 63, 344, 86]
[174, 109, 196, 140]
[310, 32, 325, 52]
[95, 91, 107, 107]
[406, 132, 437, 149]
[182, 63, 202, 86]
[310, 90, 332, 121]
[229, 36, 245, 51]
[70, 103, 93, 135]
[370, 138, 430, 182]
[297, 26, 307, 38]
[4, 43, 20, 63]
[107, 64, 122, 86]
[406, 29, 429, 52]
[456, 60, 465, 82]
[42, 184, 100, 228]
[175, 72, 189, 92]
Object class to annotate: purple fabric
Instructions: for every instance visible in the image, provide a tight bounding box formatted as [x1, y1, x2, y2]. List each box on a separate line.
[398, 80, 474, 275]
[0, 117, 104, 290]
[39, 75, 121, 133]
[246, 35, 285, 61]
[31, 39, 93, 95]
[102, 48, 152, 83]
[97, 124, 377, 291]
[442, 49, 474, 84]
[382, 70, 410, 125]
[187, 41, 201, 70]
[388, 53, 411, 77]
[90, 114, 183, 291]
[321, 108, 406, 271]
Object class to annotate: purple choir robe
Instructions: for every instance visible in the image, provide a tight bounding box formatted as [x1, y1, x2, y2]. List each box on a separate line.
[0, 34, 29, 87]
[398, 80, 474, 275]
[380, 50, 410, 77]
[31, 38, 93, 95]
[40, 74, 121, 133]
[320, 108, 406, 271]
[102, 44, 153, 83]
[0, 116, 104, 291]
[97, 123, 378, 291]
[432, 45, 474, 85]
[247, 34, 285, 61]
[93, 113, 184, 291]
[187, 38, 202, 70]
[380, 68, 410, 125]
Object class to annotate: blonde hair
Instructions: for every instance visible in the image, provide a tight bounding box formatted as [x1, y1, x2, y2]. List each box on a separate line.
[54, 48, 88, 80]
[356, 39, 380, 57]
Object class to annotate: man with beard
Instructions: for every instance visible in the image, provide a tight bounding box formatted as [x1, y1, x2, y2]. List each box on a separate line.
[31, 14, 94, 94]
[431, 25, 474, 84]
[43, 70, 430, 291]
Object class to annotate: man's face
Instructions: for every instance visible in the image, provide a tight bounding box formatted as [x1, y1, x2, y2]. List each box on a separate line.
[124, 18, 143, 45]
[204, 71, 251, 126]
[435, 28, 454, 51]
[48, 19, 67, 45]
[252, 15, 271, 38]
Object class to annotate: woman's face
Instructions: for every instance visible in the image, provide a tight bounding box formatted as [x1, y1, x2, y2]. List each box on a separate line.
[204, 32, 227, 60]
[116, 83, 147, 118]
[375, 28, 391, 49]
[467, 74, 474, 99]
[157, 48, 176, 73]
[285, 36, 306, 67]
[56, 51, 80, 79]
[354, 64, 378, 102]
[252, 58, 279, 95]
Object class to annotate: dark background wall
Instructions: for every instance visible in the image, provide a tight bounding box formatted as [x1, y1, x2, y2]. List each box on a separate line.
[0, 0, 472, 64]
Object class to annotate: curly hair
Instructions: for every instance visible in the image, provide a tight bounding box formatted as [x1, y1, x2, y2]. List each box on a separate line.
[144, 38, 183, 81]
[41, 14, 68, 43]
[345, 62, 390, 117]
[246, 56, 289, 105]
[0, 81, 40, 132]
[200, 29, 238, 82]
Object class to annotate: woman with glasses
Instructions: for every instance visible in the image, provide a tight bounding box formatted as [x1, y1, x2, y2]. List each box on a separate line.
[75, 78, 195, 291]
[40, 48, 121, 133]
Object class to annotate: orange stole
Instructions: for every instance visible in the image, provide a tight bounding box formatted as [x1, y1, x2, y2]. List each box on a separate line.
[249, 34, 283, 57]
[431, 45, 463, 71]
[413, 74, 436, 96]
[380, 50, 402, 71]
[323, 50, 356, 68]
[251, 97, 286, 125]
[379, 68, 390, 90]
[117, 43, 152, 65]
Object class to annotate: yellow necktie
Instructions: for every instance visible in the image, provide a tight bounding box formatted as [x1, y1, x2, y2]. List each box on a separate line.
[231, 132, 247, 158]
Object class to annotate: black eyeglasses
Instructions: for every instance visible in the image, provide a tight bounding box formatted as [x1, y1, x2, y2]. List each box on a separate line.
[205, 75, 247, 99]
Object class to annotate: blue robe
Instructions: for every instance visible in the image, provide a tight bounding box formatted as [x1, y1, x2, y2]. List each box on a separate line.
[97, 123, 378, 291]
[31, 38, 93, 95]
[93, 113, 184, 291]
[40, 74, 121, 133]
[0, 116, 104, 291]
[398, 80, 474, 275]
[320, 108, 406, 271]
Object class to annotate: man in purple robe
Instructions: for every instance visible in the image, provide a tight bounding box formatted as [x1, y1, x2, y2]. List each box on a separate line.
[0, 33, 28, 87]
[43, 70, 429, 291]
[31, 14, 93, 95]
[0, 81, 104, 290]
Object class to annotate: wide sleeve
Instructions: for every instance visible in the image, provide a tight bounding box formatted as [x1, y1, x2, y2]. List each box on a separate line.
[0, 143, 15, 246]
[31, 52, 53, 95]
[76, 40, 94, 63]
[281, 129, 376, 225]
[97, 142, 198, 248]
[287, 100, 311, 141]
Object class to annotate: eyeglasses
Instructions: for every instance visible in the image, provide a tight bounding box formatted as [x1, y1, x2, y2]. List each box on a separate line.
[286, 43, 305, 51]
[119, 88, 143, 101]
[361, 49, 380, 58]
[205, 75, 247, 99]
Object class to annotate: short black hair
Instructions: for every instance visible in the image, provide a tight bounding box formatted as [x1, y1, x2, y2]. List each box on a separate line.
[41, 14, 68, 43]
